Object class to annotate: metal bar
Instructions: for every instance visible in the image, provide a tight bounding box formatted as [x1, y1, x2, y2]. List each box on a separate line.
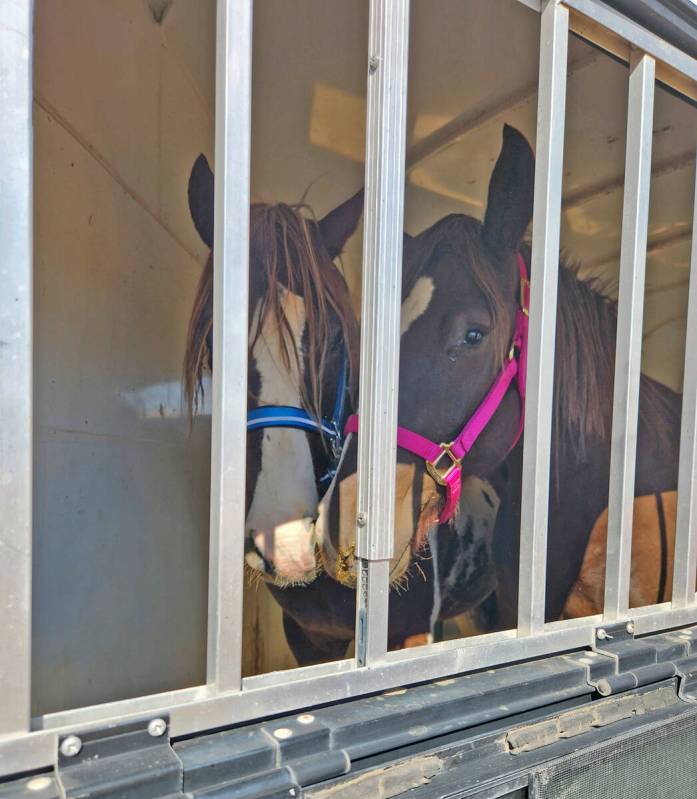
[517, 0, 569, 636]
[206, 0, 253, 692]
[355, 560, 390, 665]
[604, 52, 655, 622]
[514, 0, 543, 11]
[631, 599, 697, 632]
[0, 0, 33, 738]
[672, 154, 697, 608]
[36, 659, 355, 732]
[564, 0, 697, 83]
[354, 0, 410, 665]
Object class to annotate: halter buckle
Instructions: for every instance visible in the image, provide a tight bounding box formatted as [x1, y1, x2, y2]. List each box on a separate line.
[520, 277, 530, 316]
[425, 442, 462, 486]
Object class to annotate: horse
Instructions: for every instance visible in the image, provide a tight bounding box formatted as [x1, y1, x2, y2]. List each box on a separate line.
[184, 154, 362, 587]
[316, 124, 682, 628]
[184, 156, 501, 663]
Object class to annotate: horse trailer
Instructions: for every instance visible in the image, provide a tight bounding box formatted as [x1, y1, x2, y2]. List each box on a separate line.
[2, 0, 697, 796]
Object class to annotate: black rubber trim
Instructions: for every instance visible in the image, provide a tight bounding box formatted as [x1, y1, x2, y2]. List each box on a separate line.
[656, 492, 668, 605]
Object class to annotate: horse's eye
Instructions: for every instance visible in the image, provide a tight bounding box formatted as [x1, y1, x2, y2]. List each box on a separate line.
[464, 328, 485, 346]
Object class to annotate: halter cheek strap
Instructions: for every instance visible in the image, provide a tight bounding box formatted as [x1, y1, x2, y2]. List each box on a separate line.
[344, 253, 529, 524]
[247, 348, 349, 488]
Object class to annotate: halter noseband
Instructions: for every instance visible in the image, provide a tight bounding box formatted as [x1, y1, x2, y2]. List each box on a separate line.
[246, 349, 349, 488]
[344, 253, 529, 524]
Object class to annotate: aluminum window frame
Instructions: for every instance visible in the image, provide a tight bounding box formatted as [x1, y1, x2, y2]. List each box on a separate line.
[2, 0, 697, 779]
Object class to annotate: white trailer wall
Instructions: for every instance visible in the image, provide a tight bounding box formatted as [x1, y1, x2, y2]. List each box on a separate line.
[32, 0, 215, 715]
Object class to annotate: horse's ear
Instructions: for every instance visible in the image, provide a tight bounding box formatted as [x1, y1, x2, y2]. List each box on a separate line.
[482, 125, 535, 259]
[188, 154, 215, 249]
[318, 188, 364, 259]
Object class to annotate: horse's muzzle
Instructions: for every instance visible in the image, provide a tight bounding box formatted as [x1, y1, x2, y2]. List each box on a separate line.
[245, 517, 320, 586]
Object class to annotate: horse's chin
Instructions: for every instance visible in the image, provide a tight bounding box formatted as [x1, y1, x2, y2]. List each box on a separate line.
[244, 552, 321, 587]
[317, 534, 417, 589]
[316, 466, 442, 589]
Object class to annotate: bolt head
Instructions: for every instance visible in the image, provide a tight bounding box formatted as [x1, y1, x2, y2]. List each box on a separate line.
[626, 621, 635, 634]
[60, 735, 82, 758]
[147, 718, 167, 737]
[596, 628, 607, 640]
[27, 777, 53, 792]
[356, 512, 368, 527]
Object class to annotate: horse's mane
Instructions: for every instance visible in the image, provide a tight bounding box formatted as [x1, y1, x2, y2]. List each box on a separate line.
[421, 216, 680, 464]
[524, 246, 681, 464]
[183, 202, 358, 426]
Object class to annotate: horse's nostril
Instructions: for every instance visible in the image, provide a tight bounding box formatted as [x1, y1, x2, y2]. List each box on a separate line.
[249, 532, 275, 574]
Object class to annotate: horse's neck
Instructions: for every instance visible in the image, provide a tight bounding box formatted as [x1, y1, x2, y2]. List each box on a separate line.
[554, 265, 681, 486]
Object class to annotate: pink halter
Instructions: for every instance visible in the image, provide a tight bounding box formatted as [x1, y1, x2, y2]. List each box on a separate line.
[344, 253, 529, 524]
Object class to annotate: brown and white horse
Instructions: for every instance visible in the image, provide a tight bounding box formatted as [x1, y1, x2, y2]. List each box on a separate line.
[184, 154, 361, 587]
[316, 125, 681, 626]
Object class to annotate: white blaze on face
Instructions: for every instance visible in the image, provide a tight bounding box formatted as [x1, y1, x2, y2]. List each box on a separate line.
[401, 276, 434, 336]
[245, 289, 318, 583]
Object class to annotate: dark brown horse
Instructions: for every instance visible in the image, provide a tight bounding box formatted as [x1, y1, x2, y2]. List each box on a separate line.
[316, 124, 682, 627]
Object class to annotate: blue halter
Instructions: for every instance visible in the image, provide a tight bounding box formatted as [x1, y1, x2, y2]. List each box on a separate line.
[246, 349, 349, 489]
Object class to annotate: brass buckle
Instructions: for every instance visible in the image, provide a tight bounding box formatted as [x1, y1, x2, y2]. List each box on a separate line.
[425, 442, 461, 486]
[520, 277, 530, 317]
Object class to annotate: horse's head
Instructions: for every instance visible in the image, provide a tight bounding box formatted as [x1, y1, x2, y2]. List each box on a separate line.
[184, 154, 361, 585]
[316, 124, 534, 587]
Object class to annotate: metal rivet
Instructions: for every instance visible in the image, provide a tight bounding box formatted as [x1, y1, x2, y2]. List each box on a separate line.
[297, 714, 315, 724]
[60, 735, 82, 758]
[368, 56, 379, 74]
[273, 727, 293, 739]
[356, 512, 368, 527]
[27, 777, 53, 792]
[148, 718, 167, 737]
[596, 628, 612, 640]
[626, 621, 635, 634]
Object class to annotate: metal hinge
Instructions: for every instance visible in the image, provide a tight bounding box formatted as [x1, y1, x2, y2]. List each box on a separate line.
[55, 715, 185, 799]
[586, 621, 697, 701]
[175, 712, 350, 797]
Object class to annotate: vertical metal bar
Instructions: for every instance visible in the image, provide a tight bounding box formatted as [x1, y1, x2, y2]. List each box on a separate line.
[672, 154, 697, 609]
[604, 52, 655, 622]
[354, 0, 410, 666]
[206, 0, 253, 692]
[0, 0, 33, 736]
[517, 0, 568, 637]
